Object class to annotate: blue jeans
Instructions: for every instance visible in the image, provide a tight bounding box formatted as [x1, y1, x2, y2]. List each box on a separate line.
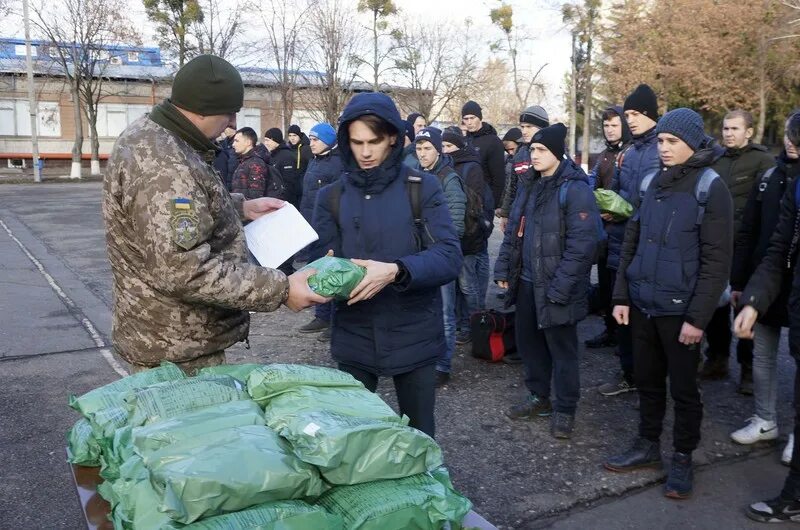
[475, 248, 489, 311]
[438, 281, 457, 373]
[456, 253, 483, 332]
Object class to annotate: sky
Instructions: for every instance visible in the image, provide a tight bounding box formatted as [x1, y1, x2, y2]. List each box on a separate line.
[9, 0, 575, 117]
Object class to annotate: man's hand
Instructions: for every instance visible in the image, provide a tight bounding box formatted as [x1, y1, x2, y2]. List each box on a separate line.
[612, 305, 629, 325]
[244, 197, 285, 221]
[733, 305, 759, 339]
[499, 216, 508, 233]
[284, 268, 331, 312]
[730, 290, 742, 308]
[679, 322, 704, 345]
[600, 212, 614, 222]
[496, 280, 509, 290]
[347, 259, 399, 305]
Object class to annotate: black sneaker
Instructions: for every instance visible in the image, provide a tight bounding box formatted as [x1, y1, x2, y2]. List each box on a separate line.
[299, 317, 329, 333]
[505, 394, 552, 420]
[455, 331, 471, 345]
[551, 412, 575, 439]
[699, 358, 729, 380]
[604, 437, 662, 472]
[436, 371, 451, 387]
[316, 326, 331, 342]
[598, 377, 636, 397]
[747, 496, 800, 523]
[664, 452, 693, 499]
[584, 330, 617, 348]
[502, 352, 523, 365]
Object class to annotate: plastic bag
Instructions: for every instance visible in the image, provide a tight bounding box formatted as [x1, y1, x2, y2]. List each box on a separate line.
[145, 425, 327, 524]
[316, 468, 472, 530]
[300, 256, 366, 299]
[66, 418, 101, 467]
[247, 364, 364, 406]
[124, 375, 247, 427]
[178, 501, 343, 530]
[594, 189, 633, 221]
[197, 364, 263, 385]
[264, 386, 442, 485]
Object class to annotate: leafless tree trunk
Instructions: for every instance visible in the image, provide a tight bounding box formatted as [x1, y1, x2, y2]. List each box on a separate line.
[568, 32, 577, 161]
[194, 0, 244, 60]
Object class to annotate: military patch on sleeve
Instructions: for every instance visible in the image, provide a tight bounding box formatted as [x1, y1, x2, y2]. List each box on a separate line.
[170, 198, 200, 250]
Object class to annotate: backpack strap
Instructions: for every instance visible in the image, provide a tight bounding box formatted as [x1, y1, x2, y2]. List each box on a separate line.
[328, 179, 345, 228]
[694, 168, 720, 225]
[756, 167, 776, 201]
[790, 177, 800, 269]
[558, 179, 571, 209]
[405, 167, 424, 229]
[638, 171, 657, 205]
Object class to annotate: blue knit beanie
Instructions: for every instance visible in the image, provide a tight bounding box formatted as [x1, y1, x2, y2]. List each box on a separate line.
[309, 122, 337, 147]
[415, 127, 443, 153]
[655, 108, 707, 151]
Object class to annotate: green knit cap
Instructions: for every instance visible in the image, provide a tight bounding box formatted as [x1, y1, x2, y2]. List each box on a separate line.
[170, 55, 244, 116]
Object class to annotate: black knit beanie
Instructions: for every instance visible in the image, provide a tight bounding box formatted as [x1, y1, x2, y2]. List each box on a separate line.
[442, 126, 466, 149]
[502, 127, 523, 143]
[171, 55, 244, 116]
[287, 124, 302, 136]
[264, 127, 283, 144]
[461, 100, 483, 120]
[623, 84, 659, 121]
[405, 112, 423, 142]
[531, 123, 568, 160]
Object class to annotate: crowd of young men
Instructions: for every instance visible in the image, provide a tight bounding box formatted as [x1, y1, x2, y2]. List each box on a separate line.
[106, 54, 800, 522]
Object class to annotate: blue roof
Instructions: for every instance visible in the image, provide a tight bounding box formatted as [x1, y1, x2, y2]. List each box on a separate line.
[0, 37, 163, 66]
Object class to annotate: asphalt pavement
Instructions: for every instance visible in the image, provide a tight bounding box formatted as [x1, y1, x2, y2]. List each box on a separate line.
[0, 180, 796, 530]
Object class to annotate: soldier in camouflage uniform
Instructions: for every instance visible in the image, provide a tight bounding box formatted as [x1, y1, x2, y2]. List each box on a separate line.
[103, 55, 327, 375]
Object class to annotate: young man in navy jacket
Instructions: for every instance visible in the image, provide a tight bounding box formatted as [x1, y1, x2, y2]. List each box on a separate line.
[605, 108, 733, 500]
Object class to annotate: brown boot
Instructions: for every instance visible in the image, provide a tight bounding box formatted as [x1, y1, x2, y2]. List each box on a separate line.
[698, 358, 729, 380]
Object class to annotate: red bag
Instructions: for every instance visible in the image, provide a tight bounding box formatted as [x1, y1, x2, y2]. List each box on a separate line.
[469, 309, 516, 362]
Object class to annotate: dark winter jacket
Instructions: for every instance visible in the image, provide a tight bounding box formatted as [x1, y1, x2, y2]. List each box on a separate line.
[467, 122, 506, 206]
[402, 143, 418, 168]
[606, 127, 660, 270]
[450, 146, 494, 255]
[312, 92, 462, 376]
[613, 145, 733, 330]
[711, 142, 773, 228]
[299, 147, 342, 224]
[412, 154, 466, 237]
[271, 143, 306, 207]
[230, 147, 281, 200]
[495, 159, 600, 329]
[213, 136, 237, 191]
[741, 171, 800, 335]
[732, 151, 800, 327]
[499, 144, 531, 218]
[589, 105, 632, 190]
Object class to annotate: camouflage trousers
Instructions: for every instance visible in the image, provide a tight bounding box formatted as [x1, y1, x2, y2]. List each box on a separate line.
[127, 351, 227, 376]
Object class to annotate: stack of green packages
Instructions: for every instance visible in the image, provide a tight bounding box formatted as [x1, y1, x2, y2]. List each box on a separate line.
[301, 256, 366, 299]
[594, 188, 633, 221]
[247, 364, 444, 485]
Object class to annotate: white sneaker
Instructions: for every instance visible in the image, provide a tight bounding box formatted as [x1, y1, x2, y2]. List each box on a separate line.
[730, 416, 779, 445]
[783, 434, 794, 466]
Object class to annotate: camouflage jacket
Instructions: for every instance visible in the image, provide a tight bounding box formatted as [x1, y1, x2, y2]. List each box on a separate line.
[102, 115, 290, 366]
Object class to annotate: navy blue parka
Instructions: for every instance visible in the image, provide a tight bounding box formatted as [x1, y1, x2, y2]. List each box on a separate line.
[312, 93, 463, 376]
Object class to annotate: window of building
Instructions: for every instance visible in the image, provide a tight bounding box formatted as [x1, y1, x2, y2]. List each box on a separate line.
[96, 103, 150, 137]
[109, 56, 122, 65]
[236, 107, 262, 138]
[127, 51, 139, 63]
[14, 44, 36, 57]
[0, 99, 61, 137]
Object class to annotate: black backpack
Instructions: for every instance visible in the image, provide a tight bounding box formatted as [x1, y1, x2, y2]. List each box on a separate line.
[429, 163, 493, 243]
[469, 309, 516, 362]
[264, 163, 288, 200]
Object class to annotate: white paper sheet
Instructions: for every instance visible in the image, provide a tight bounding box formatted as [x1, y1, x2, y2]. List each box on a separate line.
[244, 203, 318, 269]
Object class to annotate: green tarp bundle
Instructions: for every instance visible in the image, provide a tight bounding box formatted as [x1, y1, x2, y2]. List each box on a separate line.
[316, 468, 472, 530]
[264, 386, 443, 485]
[301, 256, 366, 300]
[144, 425, 327, 524]
[247, 364, 364, 406]
[594, 189, 633, 221]
[66, 418, 101, 467]
[196, 364, 263, 386]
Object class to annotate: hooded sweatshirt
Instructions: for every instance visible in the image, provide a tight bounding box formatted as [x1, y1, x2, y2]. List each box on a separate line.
[589, 105, 632, 190]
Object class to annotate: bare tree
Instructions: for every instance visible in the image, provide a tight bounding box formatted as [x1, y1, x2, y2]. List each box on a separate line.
[302, 0, 364, 124]
[193, 0, 245, 60]
[391, 17, 480, 121]
[259, 0, 317, 131]
[356, 0, 398, 91]
[33, 0, 139, 177]
[143, 0, 202, 67]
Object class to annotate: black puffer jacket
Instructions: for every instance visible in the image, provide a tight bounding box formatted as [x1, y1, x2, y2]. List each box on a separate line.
[467, 122, 506, 206]
[450, 146, 494, 255]
[613, 144, 733, 330]
[733, 151, 800, 327]
[711, 142, 773, 227]
[272, 143, 307, 207]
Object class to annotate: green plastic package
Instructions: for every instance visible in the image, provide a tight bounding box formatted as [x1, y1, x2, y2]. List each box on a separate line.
[264, 386, 442, 485]
[197, 364, 263, 385]
[316, 468, 472, 530]
[301, 256, 366, 299]
[594, 189, 633, 221]
[66, 418, 101, 467]
[70, 362, 186, 417]
[247, 364, 364, 406]
[124, 375, 247, 427]
[145, 425, 327, 524]
[131, 400, 265, 457]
